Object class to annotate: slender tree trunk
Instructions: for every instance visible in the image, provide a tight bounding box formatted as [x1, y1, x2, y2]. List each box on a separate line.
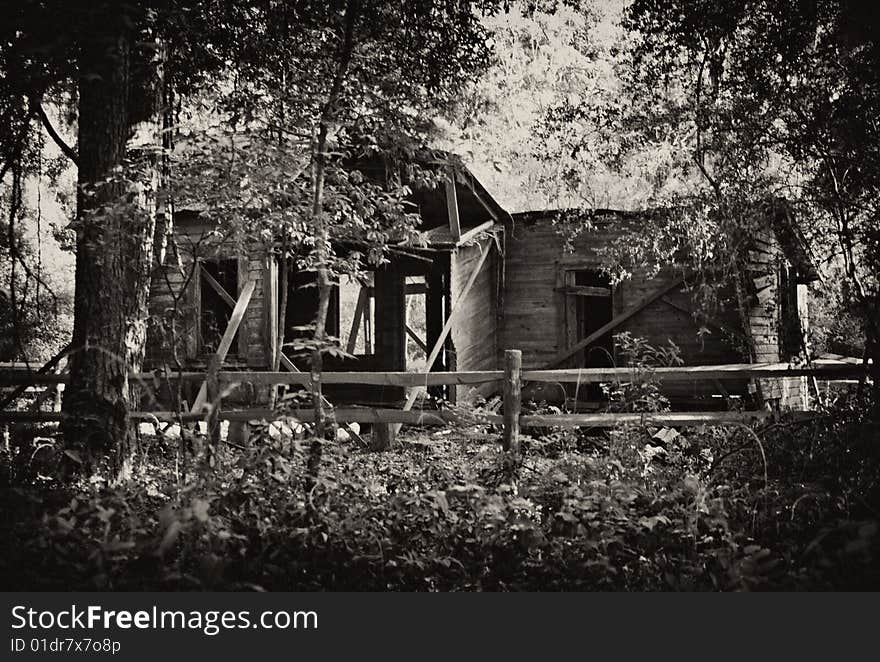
[304, 0, 359, 493]
[62, 5, 163, 477]
[305, 128, 331, 494]
[271, 238, 289, 409]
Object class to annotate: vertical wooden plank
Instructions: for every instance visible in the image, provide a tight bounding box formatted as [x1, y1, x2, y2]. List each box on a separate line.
[372, 262, 406, 446]
[495, 228, 506, 365]
[502, 349, 522, 454]
[554, 264, 580, 368]
[188, 257, 201, 359]
[448, 240, 498, 401]
[265, 256, 278, 368]
[205, 354, 221, 446]
[363, 290, 372, 352]
[445, 174, 461, 242]
[237, 256, 249, 358]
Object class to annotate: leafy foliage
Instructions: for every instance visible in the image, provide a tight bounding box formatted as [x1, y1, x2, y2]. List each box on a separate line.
[539, 0, 878, 366]
[3, 387, 879, 590]
[600, 332, 683, 413]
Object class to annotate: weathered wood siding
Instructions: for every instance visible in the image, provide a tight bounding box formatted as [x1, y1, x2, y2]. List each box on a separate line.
[450, 237, 499, 400]
[745, 227, 809, 410]
[503, 214, 748, 402]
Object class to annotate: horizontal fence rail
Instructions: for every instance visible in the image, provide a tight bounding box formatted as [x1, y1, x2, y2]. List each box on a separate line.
[0, 355, 867, 457]
[0, 360, 868, 387]
[0, 408, 780, 428]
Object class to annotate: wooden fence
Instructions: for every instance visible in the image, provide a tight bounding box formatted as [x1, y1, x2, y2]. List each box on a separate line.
[0, 352, 868, 453]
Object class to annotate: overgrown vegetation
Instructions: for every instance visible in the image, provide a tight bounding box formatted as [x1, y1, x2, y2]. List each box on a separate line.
[2, 383, 877, 590]
[1, 0, 878, 592]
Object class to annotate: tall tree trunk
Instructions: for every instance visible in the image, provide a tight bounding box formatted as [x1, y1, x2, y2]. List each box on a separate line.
[62, 5, 163, 477]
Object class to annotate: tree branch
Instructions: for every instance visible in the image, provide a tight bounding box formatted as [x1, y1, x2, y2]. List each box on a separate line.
[31, 98, 79, 167]
[693, 49, 722, 199]
[318, 0, 360, 133]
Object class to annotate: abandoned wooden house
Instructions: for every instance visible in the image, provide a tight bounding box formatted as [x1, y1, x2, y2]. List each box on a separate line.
[502, 202, 818, 410]
[145, 155, 508, 409]
[145, 155, 818, 415]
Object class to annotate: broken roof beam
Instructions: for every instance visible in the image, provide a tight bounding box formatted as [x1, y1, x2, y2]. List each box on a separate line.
[457, 220, 496, 246]
[454, 166, 505, 223]
[445, 170, 461, 242]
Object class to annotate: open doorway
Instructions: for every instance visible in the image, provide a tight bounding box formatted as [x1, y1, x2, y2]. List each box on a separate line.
[560, 267, 614, 403]
[279, 262, 339, 367]
[573, 269, 614, 369]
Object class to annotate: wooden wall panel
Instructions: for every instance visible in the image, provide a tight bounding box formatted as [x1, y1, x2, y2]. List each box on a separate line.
[502, 217, 746, 381]
[450, 238, 498, 400]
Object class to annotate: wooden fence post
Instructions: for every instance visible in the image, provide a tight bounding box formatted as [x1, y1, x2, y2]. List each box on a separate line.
[205, 354, 221, 447]
[502, 349, 522, 455]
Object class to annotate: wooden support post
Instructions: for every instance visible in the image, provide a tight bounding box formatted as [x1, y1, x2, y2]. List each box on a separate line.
[371, 421, 394, 451]
[373, 263, 407, 446]
[375, 265, 406, 373]
[346, 286, 369, 354]
[425, 266, 447, 396]
[205, 354, 221, 447]
[502, 349, 522, 454]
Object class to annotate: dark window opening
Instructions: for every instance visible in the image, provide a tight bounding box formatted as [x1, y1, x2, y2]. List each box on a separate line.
[200, 259, 239, 356]
[574, 269, 614, 368]
[565, 268, 614, 402]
